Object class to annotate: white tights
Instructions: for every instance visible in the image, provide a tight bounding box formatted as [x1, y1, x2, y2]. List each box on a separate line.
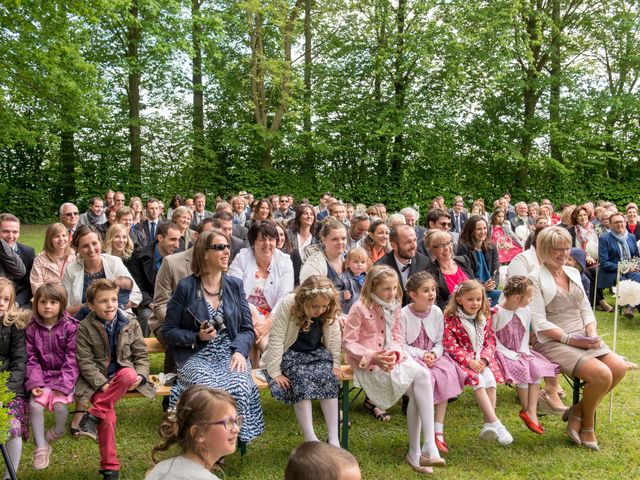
[406, 368, 439, 463]
[294, 398, 340, 447]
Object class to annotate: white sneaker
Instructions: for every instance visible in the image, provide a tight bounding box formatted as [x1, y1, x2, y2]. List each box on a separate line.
[479, 425, 497, 441]
[496, 425, 513, 446]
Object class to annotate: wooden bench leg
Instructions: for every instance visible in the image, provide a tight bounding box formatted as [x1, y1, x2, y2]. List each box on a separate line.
[341, 379, 350, 450]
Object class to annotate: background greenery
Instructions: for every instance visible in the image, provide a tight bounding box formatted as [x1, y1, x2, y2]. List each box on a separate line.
[8, 227, 640, 479]
[1, 1, 640, 222]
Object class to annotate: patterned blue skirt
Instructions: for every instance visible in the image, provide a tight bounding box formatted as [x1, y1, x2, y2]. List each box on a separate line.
[267, 347, 339, 404]
[170, 333, 265, 443]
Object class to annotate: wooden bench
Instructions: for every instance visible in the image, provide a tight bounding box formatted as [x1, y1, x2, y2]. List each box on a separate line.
[130, 338, 355, 449]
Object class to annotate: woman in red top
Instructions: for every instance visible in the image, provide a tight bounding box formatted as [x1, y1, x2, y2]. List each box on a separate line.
[626, 203, 640, 241]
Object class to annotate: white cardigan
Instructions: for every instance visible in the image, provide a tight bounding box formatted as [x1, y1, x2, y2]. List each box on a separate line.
[400, 305, 444, 359]
[227, 247, 294, 311]
[506, 247, 539, 280]
[299, 249, 329, 284]
[260, 294, 341, 377]
[528, 264, 595, 344]
[62, 253, 142, 307]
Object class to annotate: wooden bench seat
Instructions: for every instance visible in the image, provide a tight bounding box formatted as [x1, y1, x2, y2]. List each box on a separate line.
[127, 338, 356, 449]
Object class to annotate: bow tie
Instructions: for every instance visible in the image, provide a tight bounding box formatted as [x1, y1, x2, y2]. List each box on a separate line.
[401, 262, 411, 272]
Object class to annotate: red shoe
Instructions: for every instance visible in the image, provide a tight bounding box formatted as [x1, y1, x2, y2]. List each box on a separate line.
[519, 410, 544, 435]
[435, 432, 449, 454]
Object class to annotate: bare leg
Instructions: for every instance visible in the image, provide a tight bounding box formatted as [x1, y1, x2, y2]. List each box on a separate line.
[487, 387, 497, 410]
[473, 388, 498, 423]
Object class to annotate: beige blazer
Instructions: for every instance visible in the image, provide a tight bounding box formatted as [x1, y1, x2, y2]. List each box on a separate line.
[149, 248, 193, 335]
[260, 293, 342, 378]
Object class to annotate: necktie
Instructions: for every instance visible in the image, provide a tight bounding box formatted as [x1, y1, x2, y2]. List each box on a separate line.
[150, 222, 156, 239]
[401, 262, 411, 272]
[455, 215, 460, 232]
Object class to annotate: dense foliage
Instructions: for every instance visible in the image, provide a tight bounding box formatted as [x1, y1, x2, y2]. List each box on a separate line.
[1, 1, 639, 222]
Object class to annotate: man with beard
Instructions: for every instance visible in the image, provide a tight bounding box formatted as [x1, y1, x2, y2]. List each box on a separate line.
[346, 213, 370, 251]
[375, 224, 430, 306]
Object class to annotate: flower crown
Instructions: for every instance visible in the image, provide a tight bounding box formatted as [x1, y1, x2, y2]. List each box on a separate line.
[302, 287, 334, 296]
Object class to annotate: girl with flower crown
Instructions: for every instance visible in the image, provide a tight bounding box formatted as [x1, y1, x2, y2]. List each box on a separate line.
[261, 275, 343, 446]
[343, 265, 445, 474]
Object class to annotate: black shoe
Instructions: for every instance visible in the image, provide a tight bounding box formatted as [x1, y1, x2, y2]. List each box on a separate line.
[79, 412, 99, 442]
[99, 469, 119, 480]
[401, 395, 409, 416]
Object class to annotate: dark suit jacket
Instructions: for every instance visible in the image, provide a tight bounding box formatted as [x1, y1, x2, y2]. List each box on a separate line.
[598, 231, 639, 288]
[448, 211, 468, 234]
[455, 243, 500, 285]
[129, 241, 160, 309]
[15, 243, 35, 307]
[510, 216, 533, 231]
[627, 224, 640, 242]
[428, 256, 474, 310]
[230, 236, 242, 263]
[163, 275, 254, 365]
[138, 219, 164, 246]
[375, 250, 431, 306]
[189, 210, 213, 230]
[233, 224, 249, 248]
[129, 227, 147, 249]
[414, 225, 427, 244]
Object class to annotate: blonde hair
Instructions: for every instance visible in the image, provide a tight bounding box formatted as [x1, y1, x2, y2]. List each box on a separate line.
[103, 223, 134, 260]
[42, 222, 72, 261]
[344, 246, 368, 266]
[443, 279, 488, 318]
[290, 276, 340, 332]
[0, 278, 29, 329]
[560, 205, 576, 226]
[360, 265, 402, 307]
[425, 229, 452, 250]
[536, 226, 571, 265]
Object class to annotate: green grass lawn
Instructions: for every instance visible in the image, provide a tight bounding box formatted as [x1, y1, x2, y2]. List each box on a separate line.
[13, 226, 640, 479]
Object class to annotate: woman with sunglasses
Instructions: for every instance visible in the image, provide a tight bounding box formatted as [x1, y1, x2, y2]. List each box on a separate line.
[147, 386, 242, 479]
[163, 230, 264, 446]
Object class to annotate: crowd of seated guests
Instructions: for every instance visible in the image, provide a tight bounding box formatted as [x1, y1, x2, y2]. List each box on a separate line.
[0, 189, 635, 479]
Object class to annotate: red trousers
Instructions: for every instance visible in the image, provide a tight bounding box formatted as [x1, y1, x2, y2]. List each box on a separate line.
[89, 367, 138, 471]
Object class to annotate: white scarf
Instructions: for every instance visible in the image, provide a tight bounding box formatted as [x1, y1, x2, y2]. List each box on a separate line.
[372, 294, 399, 349]
[457, 307, 485, 360]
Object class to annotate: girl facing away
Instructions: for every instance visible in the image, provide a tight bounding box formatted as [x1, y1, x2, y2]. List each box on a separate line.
[343, 265, 445, 475]
[26, 283, 80, 470]
[401, 272, 465, 454]
[261, 276, 343, 446]
[0, 278, 29, 480]
[493, 276, 559, 435]
[442, 279, 512, 446]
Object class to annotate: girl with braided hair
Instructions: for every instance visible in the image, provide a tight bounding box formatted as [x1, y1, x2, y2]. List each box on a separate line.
[261, 275, 343, 446]
[146, 386, 239, 479]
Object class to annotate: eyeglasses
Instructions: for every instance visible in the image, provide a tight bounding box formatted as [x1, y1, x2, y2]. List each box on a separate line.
[437, 222, 452, 228]
[432, 241, 453, 249]
[206, 244, 230, 251]
[64, 212, 79, 217]
[552, 247, 571, 253]
[206, 415, 244, 431]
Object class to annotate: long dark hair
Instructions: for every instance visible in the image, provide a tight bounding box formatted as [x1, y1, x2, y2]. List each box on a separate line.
[290, 204, 316, 234]
[459, 215, 493, 251]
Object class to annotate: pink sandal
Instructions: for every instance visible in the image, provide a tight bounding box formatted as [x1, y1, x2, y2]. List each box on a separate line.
[45, 428, 65, 443]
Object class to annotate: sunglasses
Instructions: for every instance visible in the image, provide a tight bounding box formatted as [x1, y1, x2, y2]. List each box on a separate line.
[206, 243, 230, 251]
[64, 212, 80, 217]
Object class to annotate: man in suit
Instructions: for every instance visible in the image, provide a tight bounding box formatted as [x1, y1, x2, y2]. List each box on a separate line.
[375, 224, 430, 306]
[598, 212, 640, 319]
[0, 213, 35, 307]
[138, 197, 164, 245]
[116, 206, 147, 249]
[60, 202, 80, 240]
[418, 209, 458, 256]
[210, 212, 243, 263]
[449, 200, 468, 234]
[400, 207, 426, 245]
[129, 222, 182, 336]
[189, 192, 213, 230]
[78, 196, 106, 228]
[214, 202, 249, 247]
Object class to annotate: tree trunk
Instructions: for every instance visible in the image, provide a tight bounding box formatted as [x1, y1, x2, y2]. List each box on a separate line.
[549, 0, 562, 163]
[192, 0, 205, 163]
[374, 0, 388, 176]
[390, 0, 406, 179]
[302, 0, 313, 169]
[60, 130, 76, 201]
[127, 0, 142, 185]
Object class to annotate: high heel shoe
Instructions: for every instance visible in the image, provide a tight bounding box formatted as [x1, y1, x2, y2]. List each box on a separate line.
[562, 405, 582, 445]
[579, 428, 600, 451]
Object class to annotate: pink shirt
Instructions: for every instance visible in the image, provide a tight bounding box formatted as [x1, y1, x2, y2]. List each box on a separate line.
[443, 267, 469, 294]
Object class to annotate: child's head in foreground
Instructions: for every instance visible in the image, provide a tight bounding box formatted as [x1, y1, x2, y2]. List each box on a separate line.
[284, 441, 361, 480]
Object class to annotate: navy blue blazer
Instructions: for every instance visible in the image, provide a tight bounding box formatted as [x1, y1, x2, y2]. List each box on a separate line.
[163, 274, 254, 365]
[597, 231, 639, 288]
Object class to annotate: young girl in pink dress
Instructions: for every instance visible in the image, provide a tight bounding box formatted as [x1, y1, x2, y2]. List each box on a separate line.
[401, 272, 465, 454]
[443, 280, 512, 446]
[493, 276, 559, 435]
[343, 265, 444, 474]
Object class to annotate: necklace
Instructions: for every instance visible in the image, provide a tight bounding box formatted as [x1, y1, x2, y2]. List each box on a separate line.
[202, 285, 221, 297]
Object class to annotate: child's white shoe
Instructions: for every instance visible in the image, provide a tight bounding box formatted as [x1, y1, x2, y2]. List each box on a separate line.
[479, 425, 497, 441]
[496, 424, 513, 446]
